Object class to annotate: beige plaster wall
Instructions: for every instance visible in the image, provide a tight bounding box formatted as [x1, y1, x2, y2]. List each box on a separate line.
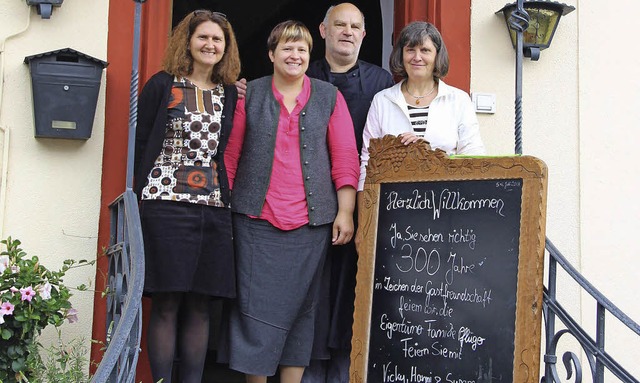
[576, 0, 640, 377]
[0, 0, 108, 365]
[471, 0, 639, 379]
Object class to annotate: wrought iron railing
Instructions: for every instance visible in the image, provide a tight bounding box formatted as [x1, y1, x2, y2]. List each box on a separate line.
[90, 190, 144, 383]
[542, 238, 640, 383]
[91, 0, 146, 381]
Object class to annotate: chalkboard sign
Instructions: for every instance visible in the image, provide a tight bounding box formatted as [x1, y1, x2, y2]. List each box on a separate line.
[352, 135, 547, 383]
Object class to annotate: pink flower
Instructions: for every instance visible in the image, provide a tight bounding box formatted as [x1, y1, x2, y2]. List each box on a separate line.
[20, 286, 36, 302]
[0, 301, 13, 325]
[9, 286, 18, 293]
[65, 308, 78, 324]
[0, 301, 14, 315]
[38, 282, 52, 300]
[0, 255, 8, 274]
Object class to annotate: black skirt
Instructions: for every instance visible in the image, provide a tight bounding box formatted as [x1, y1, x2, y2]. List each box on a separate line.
[140, 199, 235, 298]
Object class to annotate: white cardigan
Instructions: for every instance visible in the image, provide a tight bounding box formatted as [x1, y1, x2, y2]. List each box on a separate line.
[359, 79, 485, 190]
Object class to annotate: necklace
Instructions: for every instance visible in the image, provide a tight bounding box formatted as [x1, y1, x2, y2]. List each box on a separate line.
[404, 82, 436, 104]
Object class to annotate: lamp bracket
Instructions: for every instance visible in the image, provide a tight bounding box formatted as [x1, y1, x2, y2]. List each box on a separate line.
[25, 0, 64, 19]
[524, 47, 541, 61]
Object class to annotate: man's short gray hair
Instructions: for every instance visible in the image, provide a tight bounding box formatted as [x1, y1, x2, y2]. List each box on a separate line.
[322, 4, 366, 30]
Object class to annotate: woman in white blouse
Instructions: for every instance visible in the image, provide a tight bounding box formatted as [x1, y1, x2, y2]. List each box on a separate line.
[359, 21, 485, 190]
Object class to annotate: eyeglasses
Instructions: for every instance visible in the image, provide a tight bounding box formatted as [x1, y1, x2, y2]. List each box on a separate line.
[192, 9, 227, 20]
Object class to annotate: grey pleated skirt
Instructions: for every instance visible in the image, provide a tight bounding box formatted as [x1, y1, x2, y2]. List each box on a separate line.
[218, 214, 331, 376]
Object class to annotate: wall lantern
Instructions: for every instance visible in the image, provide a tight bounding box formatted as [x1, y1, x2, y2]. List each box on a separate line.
[495, 0, 576, 155]
[25, 0, 63, 19]
[496, 0, 575, 60]
[24, 48, 108, 140]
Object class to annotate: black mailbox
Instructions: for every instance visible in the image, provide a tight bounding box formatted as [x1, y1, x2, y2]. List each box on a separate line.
[24, 48, 108, 140]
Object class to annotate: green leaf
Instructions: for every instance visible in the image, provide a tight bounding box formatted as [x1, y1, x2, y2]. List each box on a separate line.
[1, 328, 12, 340]
[11, 357, 25, 372]
[6, 346, 16, 358]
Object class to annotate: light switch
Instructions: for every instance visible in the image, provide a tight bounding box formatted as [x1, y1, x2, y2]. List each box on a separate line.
[471, 92, 496, 114]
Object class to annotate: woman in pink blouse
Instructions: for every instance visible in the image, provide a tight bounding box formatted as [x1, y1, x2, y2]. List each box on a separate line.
[219, 20, 359, 383]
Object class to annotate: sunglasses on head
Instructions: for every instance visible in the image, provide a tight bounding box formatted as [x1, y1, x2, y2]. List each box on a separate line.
[192, 9, 227, 20]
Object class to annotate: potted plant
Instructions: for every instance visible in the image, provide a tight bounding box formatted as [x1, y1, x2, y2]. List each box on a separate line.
[0, 237, 92, 382]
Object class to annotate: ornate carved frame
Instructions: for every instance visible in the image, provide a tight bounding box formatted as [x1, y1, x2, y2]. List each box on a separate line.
[351, 135, 548, 383]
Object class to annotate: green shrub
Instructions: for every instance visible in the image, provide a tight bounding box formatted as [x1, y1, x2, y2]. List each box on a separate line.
[0, 238, 94, 383]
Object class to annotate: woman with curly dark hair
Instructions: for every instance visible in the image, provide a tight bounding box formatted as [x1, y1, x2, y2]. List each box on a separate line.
[133, 10, 240, 383]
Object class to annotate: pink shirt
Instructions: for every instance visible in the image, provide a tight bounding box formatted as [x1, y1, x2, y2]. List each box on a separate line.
[225, 75, 359, 230]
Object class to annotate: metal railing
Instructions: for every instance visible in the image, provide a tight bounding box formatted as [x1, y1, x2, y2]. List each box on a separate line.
[90, 190, 145, 383]
[90, 0, 146, 381]
[542, 238, 640, 383]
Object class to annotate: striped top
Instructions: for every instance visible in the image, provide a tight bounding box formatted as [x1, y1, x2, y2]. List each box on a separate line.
[407, 103, 430, 138]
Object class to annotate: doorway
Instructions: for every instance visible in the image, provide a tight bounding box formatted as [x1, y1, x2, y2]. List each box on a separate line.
[172, 0, 386, 81]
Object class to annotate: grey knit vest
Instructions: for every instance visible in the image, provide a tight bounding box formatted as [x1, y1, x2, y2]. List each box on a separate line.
[231, 76, 338, 226]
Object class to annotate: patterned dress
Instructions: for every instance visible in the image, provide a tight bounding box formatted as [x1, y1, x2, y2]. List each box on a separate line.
[142, 77, 225, 206]
[140, 76, 235, 297]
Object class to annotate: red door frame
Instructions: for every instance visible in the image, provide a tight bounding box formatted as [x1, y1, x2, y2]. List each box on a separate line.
[91, 2, 170, 381]
[93, 1, 470, 381]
